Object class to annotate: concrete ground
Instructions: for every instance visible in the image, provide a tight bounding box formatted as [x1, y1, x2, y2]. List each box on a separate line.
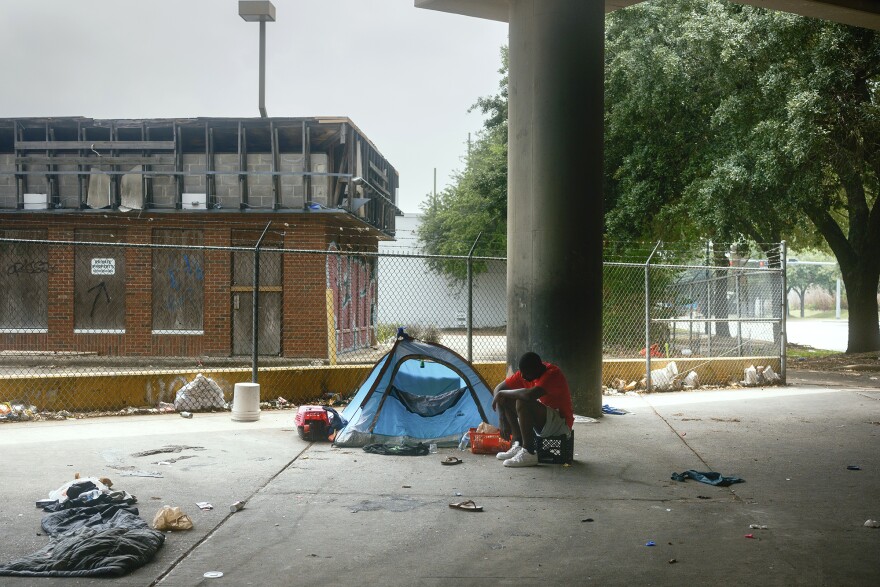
[1, 374, 878, 586]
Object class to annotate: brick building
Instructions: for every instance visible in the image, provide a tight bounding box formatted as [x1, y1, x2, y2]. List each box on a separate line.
[0, 117, 399, 360]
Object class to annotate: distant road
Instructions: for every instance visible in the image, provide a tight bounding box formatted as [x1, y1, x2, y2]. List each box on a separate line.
[786, 319, 848, 352]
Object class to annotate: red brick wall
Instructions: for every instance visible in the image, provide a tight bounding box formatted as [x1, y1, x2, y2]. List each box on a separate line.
[47, 225, 74, 352]
[282, 219, 330, 357]
[0, 213, 378, 359]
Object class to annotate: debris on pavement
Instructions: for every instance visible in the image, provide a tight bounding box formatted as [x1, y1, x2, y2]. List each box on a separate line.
[646, 362, 680, 392]
[645, 541, 656, 546]
[847, 465, 862, 470]
[196, 502, 213, 511]
[602, 404, 628, 415]
[152, 506, 194, 531]
[741, 365, 782, 387]
[671, 470, 745, 486]
[230, 500, 246, 513]
[749, 524, 768, 530]
[864, 520, 880, 528]
[0, 477, 161, 578]
[173, 373, 226, 411]
[682, 370, 699, 389]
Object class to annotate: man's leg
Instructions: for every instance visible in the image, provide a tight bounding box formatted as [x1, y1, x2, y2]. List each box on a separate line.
[496, 395, 522, 443]
[515, 399, 547, 453]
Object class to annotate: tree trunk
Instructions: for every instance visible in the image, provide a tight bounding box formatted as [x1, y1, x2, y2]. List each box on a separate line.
[798, 289, 805, 318]
[842, 269, 880, 353]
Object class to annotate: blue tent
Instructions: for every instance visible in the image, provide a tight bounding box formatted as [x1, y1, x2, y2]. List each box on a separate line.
[333, 336, 499, 447]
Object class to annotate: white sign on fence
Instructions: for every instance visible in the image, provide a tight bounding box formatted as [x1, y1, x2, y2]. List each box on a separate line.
[91, 258, 116, 275]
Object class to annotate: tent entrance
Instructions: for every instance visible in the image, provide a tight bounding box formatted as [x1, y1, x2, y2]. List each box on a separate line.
[389, 385, 469, 417]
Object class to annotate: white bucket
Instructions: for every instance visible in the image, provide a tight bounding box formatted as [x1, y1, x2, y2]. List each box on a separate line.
[231, 382, 261, 422]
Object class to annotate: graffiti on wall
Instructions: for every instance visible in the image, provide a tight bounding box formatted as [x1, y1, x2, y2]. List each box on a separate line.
[327, 244, 376, 353]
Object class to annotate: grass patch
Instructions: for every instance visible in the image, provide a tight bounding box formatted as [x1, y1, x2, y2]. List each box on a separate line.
[787, 344, 839, 359]
[787, 309, 849, 320]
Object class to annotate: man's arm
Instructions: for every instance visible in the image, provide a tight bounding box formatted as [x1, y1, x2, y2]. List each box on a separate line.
[492, 384, 547, 410]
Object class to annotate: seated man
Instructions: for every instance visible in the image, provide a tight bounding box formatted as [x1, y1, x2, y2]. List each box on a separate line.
[492, 352, 574, 467]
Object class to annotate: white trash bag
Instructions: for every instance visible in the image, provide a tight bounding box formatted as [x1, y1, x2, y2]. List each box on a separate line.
[649, 361, 679, 392]
[174, 373, 226, 411]
[742, 365, 759, 387]
[761, 365, 781, 384]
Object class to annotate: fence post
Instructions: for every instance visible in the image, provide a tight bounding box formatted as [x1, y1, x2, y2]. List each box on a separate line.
[466, 232, 482, 362]
[735, 273, 742, 356]
[252, 222, 271, 383]
[645, 241, 662, 391]
[780, 240, 787, 383]
[706, 240, 712, 358]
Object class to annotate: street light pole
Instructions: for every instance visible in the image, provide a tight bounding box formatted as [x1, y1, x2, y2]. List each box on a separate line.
[239, 1, 276, 118]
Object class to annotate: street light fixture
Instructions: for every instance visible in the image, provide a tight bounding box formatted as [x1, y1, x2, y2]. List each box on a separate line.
[238, 1, 276, 118]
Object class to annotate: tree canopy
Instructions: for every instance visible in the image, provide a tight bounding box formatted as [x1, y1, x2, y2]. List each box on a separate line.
[605, 0, 879, 351]
[419, 1, 880, 351]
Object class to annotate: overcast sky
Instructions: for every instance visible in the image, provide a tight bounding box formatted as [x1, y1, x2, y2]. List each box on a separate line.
[0, 0, 508, 213]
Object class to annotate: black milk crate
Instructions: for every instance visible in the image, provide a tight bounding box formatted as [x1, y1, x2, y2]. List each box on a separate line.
[536, 430, 574, 464]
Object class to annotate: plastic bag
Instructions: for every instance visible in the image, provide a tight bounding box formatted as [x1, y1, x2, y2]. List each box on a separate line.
[761, 365, 781, 384]
[48, 477, 111, 503]
[649, 361, 679, 391]
[152, 506, 194, 531]
[475, 422, 500, 434]
[742, 365, 759, 386]
[173, 374, 226, 411]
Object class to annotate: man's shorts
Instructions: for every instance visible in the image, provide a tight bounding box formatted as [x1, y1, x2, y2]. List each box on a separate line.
[536, 407, 571, 438]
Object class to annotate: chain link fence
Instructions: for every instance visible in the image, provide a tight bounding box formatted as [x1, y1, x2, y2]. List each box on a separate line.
[0, 235, 784, 418]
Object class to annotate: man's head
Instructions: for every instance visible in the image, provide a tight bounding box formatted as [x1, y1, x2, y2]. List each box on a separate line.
[518, 352, 546, 382]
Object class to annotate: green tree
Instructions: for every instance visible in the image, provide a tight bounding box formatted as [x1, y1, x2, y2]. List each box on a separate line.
[787, 252, 839, 317]
[604, 0, 880, 352]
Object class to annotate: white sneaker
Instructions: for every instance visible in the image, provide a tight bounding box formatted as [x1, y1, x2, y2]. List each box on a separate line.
[503, 448, 539, 468]
[496, 441, 521, 461]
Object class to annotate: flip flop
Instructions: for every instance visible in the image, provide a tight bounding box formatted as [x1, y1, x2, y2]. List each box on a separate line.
[441, 456, 463, 466]
[448, 500, 483, 512]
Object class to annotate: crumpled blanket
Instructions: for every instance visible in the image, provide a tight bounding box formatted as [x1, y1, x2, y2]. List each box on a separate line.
[363, 442, 430, 456]
[0, 526, 165, 578]
[0, 491, 163, 577]
[671, 470, 745, 487]
[42, 502, 144, 536]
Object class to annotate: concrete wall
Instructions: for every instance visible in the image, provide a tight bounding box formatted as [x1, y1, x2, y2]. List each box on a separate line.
[183, 154, 206, 196]
[0, 357, 781, 412]
[0, 362, 506, 411]
[246, 153, 274, 208]
[0, 154, 17, 208]
[215, 154, 240, 209]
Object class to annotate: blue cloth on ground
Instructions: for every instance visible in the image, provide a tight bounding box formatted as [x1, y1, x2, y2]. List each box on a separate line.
[671, 470, 744, 486]
[602, 404, 628, 415]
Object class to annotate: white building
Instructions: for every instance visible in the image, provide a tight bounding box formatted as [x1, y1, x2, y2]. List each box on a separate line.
[377, 213, 507, 330]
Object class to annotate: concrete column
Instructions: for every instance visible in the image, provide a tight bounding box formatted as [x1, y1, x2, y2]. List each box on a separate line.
[507, 0, 604, 417]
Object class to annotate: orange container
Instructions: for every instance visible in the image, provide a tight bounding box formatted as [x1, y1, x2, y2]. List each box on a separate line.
[469, 427, 512, 455]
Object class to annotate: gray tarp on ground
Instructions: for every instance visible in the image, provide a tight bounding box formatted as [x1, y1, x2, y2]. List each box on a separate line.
[0, 501, 165, 577]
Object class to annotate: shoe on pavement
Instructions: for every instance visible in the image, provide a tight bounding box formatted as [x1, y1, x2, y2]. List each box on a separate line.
[496, 441, 522, 461]
[503, 448, 539, 468]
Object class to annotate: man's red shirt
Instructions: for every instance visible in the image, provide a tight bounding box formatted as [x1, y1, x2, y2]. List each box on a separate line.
[504, 362, 574, 429]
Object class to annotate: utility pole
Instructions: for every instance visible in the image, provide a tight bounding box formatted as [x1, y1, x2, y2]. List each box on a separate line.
[239, 1, 276, 118]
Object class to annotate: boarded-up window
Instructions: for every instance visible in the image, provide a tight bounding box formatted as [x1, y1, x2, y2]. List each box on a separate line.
[152, 229, 204, 332]
[0, 229, 48, 331]
[74, 230, 126, 332]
